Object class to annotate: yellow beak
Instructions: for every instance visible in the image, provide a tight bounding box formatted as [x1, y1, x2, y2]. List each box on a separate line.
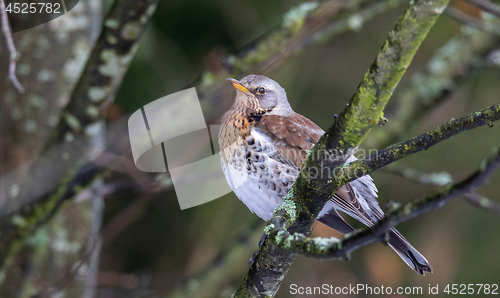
[227, 78, 251, 94]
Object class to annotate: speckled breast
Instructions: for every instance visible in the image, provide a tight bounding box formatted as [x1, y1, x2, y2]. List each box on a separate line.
[218, 116, 298, 220]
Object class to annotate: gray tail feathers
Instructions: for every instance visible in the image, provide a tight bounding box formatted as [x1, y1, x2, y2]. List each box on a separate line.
[387, 228, 432, 275]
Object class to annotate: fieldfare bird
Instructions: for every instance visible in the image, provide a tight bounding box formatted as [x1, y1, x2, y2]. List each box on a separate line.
[218, 74, 432, 275]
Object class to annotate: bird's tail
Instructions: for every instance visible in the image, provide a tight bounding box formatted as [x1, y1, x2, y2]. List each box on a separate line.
[387, 228, 432, 275]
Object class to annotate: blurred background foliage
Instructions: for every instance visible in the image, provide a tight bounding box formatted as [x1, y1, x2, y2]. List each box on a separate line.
[2, 0, 500, 297]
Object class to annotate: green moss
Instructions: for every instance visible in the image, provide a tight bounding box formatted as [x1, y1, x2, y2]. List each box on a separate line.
[264, 223, 275, 235]
[310, 237, 337, 255]
[282, 2, 319, 30]
[282, 233, 295, 250]
[277, 198, 297, 223]
[275, 230, 286, 244]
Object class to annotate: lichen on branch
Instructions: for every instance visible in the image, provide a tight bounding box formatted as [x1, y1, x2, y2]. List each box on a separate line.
[266, 146, 500, 259]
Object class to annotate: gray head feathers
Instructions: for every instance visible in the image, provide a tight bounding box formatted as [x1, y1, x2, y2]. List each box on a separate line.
[239, 74, 294, 116]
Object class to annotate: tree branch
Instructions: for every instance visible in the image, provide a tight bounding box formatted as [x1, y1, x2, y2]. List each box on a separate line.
[343, 104, 500, 183]
[263, 102, 500, 255]
[267, 146, 500, 259]
[234, 0, 450, 296]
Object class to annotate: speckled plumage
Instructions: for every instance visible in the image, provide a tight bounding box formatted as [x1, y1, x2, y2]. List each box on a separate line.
[218, 75, 432, 275]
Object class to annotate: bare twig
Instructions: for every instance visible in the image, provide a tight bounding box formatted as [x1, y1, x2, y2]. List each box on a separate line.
[383, 164, 500, 217]
[383, 164, 500, 216]
[383, 164, 454, 186]
[0, 0, 24, 93]
[463, 192, 500, 216]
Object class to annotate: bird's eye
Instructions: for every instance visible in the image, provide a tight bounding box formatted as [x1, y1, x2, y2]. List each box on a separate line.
[257, 87, 266, 94]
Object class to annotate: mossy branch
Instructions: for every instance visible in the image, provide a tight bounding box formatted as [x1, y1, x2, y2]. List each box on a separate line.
[235, 102, 499, 297]
[258, 103, 500, 276]
[234, 0, 450, 297]
[266, 146, 500, 258]
[341, 104, 500, 184]
[322, 0, 450, 152]
[44, 0, 159, 149]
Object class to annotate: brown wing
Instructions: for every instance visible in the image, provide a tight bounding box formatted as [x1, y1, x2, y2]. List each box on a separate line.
[258, 113, 324, 168]
[259, 113, 379, 228]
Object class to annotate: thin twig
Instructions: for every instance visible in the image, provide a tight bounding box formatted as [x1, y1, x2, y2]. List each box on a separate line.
[383, 164, 454, 186]
[384, 165, 500, 216]
[0, 0, 24, 93]
[463, 192, 500, 216]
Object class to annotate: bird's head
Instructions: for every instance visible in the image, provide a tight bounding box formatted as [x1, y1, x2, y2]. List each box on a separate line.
[227, 75, 294, 116]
